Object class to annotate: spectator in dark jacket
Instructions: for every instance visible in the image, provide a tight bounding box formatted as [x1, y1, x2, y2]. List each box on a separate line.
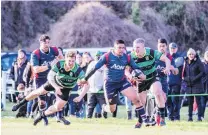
[183, 48, 205, 121]
[167, 42, 183, 121]
[10, 49, 28, 117]
[201, 51, 208, 119]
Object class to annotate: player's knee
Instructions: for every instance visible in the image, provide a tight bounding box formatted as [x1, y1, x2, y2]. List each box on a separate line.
[131, 97, 140, 105]
[54, 104, 62, 112]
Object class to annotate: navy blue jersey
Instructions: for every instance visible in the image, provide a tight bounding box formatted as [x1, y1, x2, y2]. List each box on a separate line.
[31, 46, 59, 79]
[94, 51, 140, 82]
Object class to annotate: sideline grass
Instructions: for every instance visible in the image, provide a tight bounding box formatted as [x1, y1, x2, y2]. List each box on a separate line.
[1, 102, 208, 135]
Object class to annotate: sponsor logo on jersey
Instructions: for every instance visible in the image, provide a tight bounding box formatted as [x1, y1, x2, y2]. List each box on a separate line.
[110, 64, 125, 70]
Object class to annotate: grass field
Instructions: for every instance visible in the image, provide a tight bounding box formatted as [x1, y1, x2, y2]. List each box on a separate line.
[1, 102, 208, 135]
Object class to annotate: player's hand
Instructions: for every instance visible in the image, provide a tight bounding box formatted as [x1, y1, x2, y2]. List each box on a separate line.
[73, 96, 82, 103]
[163, 67, 171, 75]
[77, 79, 88, 86]
[55, 86, 63, 95]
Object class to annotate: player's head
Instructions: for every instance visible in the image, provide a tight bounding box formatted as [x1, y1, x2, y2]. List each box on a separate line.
[169, 42, 178, 55]
[133, 38, 145, 55]
[114, 40, 125, 56]
[39, 35, 50, 51]
[65, 51, 76, 68]
[157, 38, 167, 54]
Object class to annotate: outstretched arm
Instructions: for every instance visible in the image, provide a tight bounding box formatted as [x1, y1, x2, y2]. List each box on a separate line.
[73, 84, 90, 102]
[83, 55, 106, 81]
[160, 54, 171, 75]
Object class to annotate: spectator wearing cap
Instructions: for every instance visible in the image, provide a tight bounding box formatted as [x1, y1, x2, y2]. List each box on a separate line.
[183, 48, 205, 121]
[167, 42, 183, 121]
[9, 49, 29, 117]
[85, 51, 107, 118]
[201, 51, 208, 119]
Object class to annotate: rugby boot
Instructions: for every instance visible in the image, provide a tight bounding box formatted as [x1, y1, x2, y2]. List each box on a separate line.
[33, 113, 44, 126]
[134, 122, 142, 128]
[43, 116, 49, 126]
[12, 99, 27, 111]
[57, 117, 70, 125]
[143, 119, 156, 127]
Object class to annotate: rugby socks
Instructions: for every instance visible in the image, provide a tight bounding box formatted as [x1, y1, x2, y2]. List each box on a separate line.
[135, 106, 147, 122]
[19, 98, 29, 106]
[159, 108, 165, 119]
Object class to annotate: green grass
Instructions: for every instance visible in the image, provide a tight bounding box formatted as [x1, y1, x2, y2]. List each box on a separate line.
[1, 102, 208, 135]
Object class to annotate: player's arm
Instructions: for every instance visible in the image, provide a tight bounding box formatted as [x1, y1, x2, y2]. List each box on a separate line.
[47, 63, 62, 90]
[170, 65, 179, 75]
[159, 54, 171, 75]
[83, 55, 106, 81]
[31, 53, 49, 73]
[73, 84, 90, 103]
[125, 66, 133, 81]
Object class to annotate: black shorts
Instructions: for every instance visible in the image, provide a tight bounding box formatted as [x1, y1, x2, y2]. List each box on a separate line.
[137, 77, 159, 93]
[43, 81, 72, 101]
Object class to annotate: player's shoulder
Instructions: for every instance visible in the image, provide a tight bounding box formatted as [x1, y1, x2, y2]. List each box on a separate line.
[50, 46, 59, 56]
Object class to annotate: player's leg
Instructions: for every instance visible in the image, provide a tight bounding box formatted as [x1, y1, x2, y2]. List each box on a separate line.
[121, 80, 155, 128]
[34, 88, 70, 125]
[12, 87, 48, 111]
[150, 81, 167, 126]
[102, 81, 117, 113]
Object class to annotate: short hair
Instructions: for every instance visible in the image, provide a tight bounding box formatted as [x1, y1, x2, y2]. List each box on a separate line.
[65, 51, 76, 58]
[187, 48, 196, 57]
[58, 47, 63, 54]
[158, 38, 167, 45]
[114, 40, 125, 45]
[39, 35, 50, 42]
[133, 38, 145, 47]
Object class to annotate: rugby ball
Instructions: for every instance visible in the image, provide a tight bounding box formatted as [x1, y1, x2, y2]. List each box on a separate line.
[131, 69, 143, 78]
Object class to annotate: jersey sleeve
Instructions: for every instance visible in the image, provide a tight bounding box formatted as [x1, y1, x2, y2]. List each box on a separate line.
[51, 63, 59, 73]
[94, 54, 106, 70]
[154, 50, 163, 60]
[129, 56, 140, 70]
[30, 52, 39, 66]
[51, 46, 59, 56]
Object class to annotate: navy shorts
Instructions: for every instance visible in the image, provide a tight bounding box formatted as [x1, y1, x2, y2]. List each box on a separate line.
[104, 79, 131, 105]
[35, 78, 47, 100]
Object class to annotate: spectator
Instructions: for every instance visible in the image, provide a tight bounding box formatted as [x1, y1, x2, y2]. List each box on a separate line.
[167, 42, 183, 121]
[183, 48, 205, 121]
[80, 52, 93, 117]
[201, 51, 208, 119]
[85, 51, 107, 118]
[10, 49, 29, 117]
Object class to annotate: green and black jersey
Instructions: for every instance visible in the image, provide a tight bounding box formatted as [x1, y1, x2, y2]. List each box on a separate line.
[131, 48, 163, 80]
[52, 60, 85, 88]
